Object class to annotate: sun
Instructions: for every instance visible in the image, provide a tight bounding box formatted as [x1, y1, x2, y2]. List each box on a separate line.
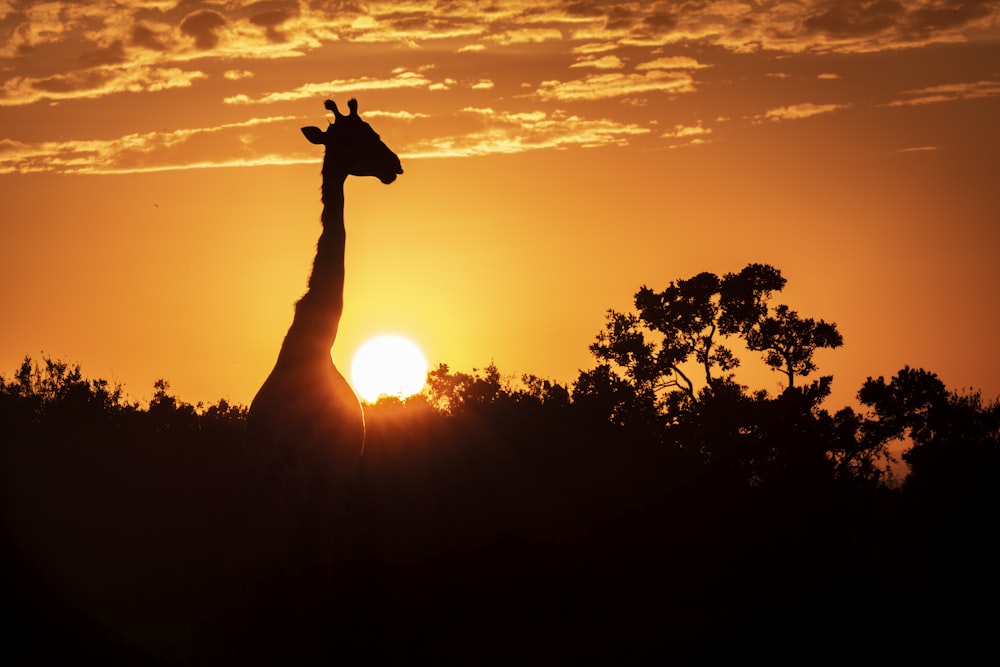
[350, 334, 429, 403]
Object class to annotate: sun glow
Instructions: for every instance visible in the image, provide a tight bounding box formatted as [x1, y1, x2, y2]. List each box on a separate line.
[350, 334, 429, 403]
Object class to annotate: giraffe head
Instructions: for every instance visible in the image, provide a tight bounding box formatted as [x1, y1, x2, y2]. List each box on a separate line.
[301, 98, 403, 184]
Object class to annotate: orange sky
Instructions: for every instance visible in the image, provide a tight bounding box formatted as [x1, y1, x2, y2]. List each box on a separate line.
[2, 1, 999, 411]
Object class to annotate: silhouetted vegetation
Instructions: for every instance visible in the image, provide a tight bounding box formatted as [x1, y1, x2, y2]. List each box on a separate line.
[3, 263, 999, 664]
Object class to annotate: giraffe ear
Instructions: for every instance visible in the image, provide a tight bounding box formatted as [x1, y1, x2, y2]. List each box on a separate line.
[301, 126, 326, 145]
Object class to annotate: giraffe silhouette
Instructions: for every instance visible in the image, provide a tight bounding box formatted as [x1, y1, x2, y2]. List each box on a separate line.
[247, 97, 402, 495]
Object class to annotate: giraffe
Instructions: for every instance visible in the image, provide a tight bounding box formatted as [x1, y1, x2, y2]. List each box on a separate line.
[247, 97, 402, 495]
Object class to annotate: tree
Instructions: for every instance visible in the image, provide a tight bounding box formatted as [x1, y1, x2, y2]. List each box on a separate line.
[578, 263, 885, 488]
[587, 263, 788, 411]
[858, 366, 1000, 493]
[746, 304, 843, 388]
[587, 263, 848, 408]
[0, 356, 134, 444]
[573, 363, 659, 430]
[423, 362, 506, 414]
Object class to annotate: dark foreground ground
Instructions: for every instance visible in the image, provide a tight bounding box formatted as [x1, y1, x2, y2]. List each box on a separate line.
[3, 408, 998, 665]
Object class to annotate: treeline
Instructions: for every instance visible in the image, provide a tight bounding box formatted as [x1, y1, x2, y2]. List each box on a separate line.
[2, 263, 999, 664]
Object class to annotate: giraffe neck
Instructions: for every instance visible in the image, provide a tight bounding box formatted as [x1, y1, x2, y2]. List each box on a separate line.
[279, 173, 348, 361]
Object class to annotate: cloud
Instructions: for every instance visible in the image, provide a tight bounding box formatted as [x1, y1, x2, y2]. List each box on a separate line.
[905, 0, 998, 32]
[537, 70, 695, 101]
[0, 104, 652, 172]
[180, 10, 228, 50]
[2, 0, 998, 121]
[362, 109, 430, 121]
[0, 65, 206, 107]
[0, 3, 69, 57]
[817, 72, 841, 80]
[895, 145, 940, 153]
[643, 11, 678, 31]
[79, 39, 127, 68]
[662, 122, 712, 139]
[792, 0, 999, 53]
[336, 5, 487, 44]
[803, 0, 998, 45]
[401, 106, 650, 159]
[131, 22, 169, 52]
[605, 5, 642, 32]
[429, 78, 457, 91]
[562, 1, 609, 19]
[0, 115, 299, 175]
[25, 69, 109, 94]
[249, 7, 300, 44]
[803, 1, 906, 38]
[2, 0, 477, 66]
[661, 121, 713, 148]
[224, 70, 433, 105]
[571, 42, 619, 54]
[635, 56, 710, 70]
[570, 55, 625, 69]
[632, 0, 1000, 54]
[487, 28, 564, 45]
[884, 79, 1000, 106]
[762, 102, 851, 121]
[4, 2, 998, 89]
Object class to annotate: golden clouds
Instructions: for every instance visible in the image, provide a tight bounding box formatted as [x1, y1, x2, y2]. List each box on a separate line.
[363, 110, 430, 121]
[803, 0, 905, 38]
[79, 40, 127, 68]
[0, 99, 651, 173]
[570, 55, 625, 69]
[0, 65, 206, 106]
[2, 1, 998, 110]
[1, 0, 998, 174]
[131, 21, 170, 51]
[223, 70, 433, 105]
[401, 106, 649, 159]
[762, 102, 851, 122]
[1, 2, 997, 69]
[635, 56, 710, 71]
[661, 122, 713, 148]
[488, 28, 563, 45]
[802, 0, 998, 40]
[250, 6, 300, 43]
[180, 10, 227, 50]
[885, 79, 1000, 106]
[0, 1, 315, 107]
[1, 2, 68, 57]
[571, 42, 618, 54]
[0, 115, 299, 174]
[537, 70, 695, 101]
